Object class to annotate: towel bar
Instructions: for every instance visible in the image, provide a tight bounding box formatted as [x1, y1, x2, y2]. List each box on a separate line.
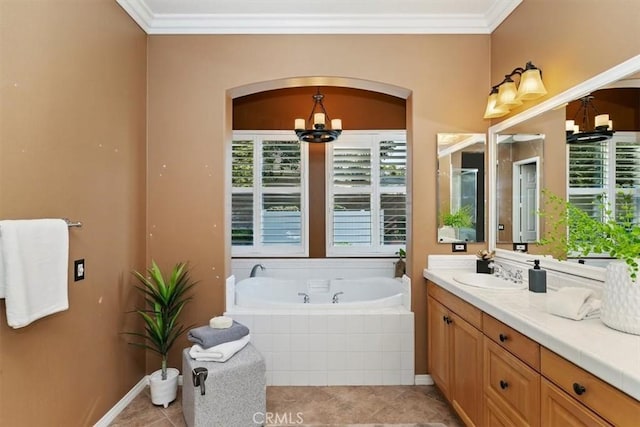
[63, 218, 82, 228]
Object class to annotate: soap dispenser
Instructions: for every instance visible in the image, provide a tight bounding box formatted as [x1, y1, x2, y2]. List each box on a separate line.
[528, 259, 547, 293]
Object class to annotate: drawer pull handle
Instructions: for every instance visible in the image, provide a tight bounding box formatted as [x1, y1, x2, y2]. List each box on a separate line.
[499, 333, 508, 342]
[573, 383, 586, 395]
[499, 380, 508, 390]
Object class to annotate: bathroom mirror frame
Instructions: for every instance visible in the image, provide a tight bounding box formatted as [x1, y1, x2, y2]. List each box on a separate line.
[488, 54, 640, 280]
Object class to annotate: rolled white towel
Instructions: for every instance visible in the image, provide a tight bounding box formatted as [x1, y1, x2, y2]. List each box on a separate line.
[547, 287, 601, 321]
[210, 315, 233, 329]
[189, 334, 250, 362]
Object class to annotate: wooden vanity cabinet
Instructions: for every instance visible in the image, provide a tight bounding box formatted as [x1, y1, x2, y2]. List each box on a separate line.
[541, 348, 640, 426]
[484, 337, 541, 427]
[427, 283, 483, 427]
[540, 378, 611, 427]
[426, 281, 640, 427]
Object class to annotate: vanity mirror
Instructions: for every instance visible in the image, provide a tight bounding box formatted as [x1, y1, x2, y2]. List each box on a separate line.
[437, 133, 486, 243]
[489, 54, 640, 276]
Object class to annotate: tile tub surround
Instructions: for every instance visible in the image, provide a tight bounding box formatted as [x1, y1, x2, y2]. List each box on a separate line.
[227, 309, 415, 386]
[424, 265, 640, 400]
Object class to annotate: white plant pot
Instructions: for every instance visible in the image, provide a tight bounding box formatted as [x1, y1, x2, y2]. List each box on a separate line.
[149, 367, 179, 408]
[601, 261, 640, 335]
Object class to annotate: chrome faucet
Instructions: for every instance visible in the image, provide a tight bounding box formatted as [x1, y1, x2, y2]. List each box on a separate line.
[332, 292, 344, 304]
[298, 292, 310, 303]
[513, 270, 524, 284]
[249, 264, 265, 278]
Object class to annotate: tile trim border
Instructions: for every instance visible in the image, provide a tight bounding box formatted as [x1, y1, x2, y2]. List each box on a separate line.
[93, 376, 148, 427]
[414, 374, 434, 385]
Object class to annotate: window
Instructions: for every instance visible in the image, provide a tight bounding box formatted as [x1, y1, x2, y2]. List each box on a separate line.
[326, 132, 407, 256]
[568, 132, 640, 231]
[231, 132, 308, 256]
[230, 130, 407, 257]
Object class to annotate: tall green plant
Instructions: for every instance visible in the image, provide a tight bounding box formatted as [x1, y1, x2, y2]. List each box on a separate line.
[539, 190, 640, 280]
[124, 261, 196, 379]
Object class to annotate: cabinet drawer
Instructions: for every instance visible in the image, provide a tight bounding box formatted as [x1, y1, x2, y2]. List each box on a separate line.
[483, 313, 540, 370]
[541, 378, 611, 427]
[484, 337, 540, 427]
[427, 282, 482, 329]
[541, 347, 640, 426]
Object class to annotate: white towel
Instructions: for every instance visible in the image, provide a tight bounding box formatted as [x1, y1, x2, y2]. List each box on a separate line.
[547, 287, 601, 321]
[189, 334, 250, 362]
[0, 219, 69, 328]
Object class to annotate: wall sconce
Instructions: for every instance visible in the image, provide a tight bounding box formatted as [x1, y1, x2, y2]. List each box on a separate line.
[483, 62, 547, 119]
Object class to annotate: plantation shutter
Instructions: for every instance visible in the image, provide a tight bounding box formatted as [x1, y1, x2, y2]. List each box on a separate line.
[261, 140, 303, 246]
[331, 145, 372, 246]
[379, 139, 407, 245]
[568, 141, 608, 218]
[231, 140, 254, 245]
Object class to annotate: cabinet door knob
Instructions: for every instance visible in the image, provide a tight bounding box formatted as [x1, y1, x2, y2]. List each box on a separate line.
[499, 333, 508, 342]
[573, 382, 586, 395]
[499, 380, 509, 390]
[442, 315, 447, 323]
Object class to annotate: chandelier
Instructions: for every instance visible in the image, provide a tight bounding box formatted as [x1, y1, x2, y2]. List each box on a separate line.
[294, 88, 342, 143]
[483, 61, 547, 119]
[566, 95, 614, 143]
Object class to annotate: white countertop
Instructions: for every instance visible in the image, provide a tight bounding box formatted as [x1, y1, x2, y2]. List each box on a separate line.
[424, 268, 640, 401]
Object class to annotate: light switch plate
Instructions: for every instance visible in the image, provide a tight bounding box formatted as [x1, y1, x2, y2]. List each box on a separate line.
[74, 259, 85, 281]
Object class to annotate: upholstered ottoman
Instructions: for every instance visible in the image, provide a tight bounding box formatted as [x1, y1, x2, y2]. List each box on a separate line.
[182, 343, 266, 427]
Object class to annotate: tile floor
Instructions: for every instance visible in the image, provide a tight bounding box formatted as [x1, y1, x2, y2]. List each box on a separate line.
[109, 385, 464, 426]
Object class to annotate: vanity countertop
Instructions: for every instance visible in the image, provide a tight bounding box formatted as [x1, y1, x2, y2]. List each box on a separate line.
[424, 268, 640, 401]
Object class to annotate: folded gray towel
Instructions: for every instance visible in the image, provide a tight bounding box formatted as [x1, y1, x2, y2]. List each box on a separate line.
[187, 321, 249, 349]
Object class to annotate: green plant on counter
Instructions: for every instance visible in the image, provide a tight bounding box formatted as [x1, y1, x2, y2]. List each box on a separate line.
[441, 205, 473, 229]
[538, 190, 640, 280]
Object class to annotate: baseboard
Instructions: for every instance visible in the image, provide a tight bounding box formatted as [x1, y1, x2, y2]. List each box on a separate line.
[414, 374, 434, 385]
[93, 376, 148, 427]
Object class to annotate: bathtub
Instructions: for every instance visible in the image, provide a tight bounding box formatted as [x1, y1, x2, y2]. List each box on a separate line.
[234, 276, 404, 308]
[225, 273, 414, 387]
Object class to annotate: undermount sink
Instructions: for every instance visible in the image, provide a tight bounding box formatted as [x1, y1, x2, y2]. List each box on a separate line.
[453, 272, 527, 290]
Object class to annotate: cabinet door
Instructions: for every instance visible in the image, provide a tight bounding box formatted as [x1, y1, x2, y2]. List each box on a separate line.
[427, 296, 451, 399]
[450, 311, 483, 427]
[541, 378, 611, 427]
[484, 337, 540, 427]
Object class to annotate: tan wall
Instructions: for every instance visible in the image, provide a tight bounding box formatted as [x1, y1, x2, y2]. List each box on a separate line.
[492, 0, 640, 113]
[0, 1, 147, 425]
[147, 34, 492, 375]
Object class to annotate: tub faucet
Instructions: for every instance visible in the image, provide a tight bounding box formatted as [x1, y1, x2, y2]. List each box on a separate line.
[332, 292, 344, 304]
[298, 292, 310, 303]
[249, 264, 265, 278]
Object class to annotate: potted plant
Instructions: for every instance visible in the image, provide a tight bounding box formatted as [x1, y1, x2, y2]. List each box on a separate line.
[394, 248, 406, 277]
[124, 261, 196, 407]
[441, 205, 473, 241]
[539, 191, 640, 335]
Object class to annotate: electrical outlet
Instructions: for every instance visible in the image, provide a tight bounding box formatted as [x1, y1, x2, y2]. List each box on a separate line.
[513, 243, 528, 252]
[74, 259, 85, 281]
[452, 243, 467, 252]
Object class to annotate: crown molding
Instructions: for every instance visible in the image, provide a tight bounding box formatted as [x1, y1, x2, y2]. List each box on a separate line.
[116, 0, 522, 35]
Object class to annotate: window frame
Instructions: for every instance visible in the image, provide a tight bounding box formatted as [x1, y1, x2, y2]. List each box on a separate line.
[231, 131, 309, 257]
[325, 130, 407, 257]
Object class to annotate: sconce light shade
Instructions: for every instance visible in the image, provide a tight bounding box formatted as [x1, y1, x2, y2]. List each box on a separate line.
[497, 79, 522, 107]
[483, 91, 510, 119]
[483, 61, 546, 119]
[516, 67, 547, 101]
